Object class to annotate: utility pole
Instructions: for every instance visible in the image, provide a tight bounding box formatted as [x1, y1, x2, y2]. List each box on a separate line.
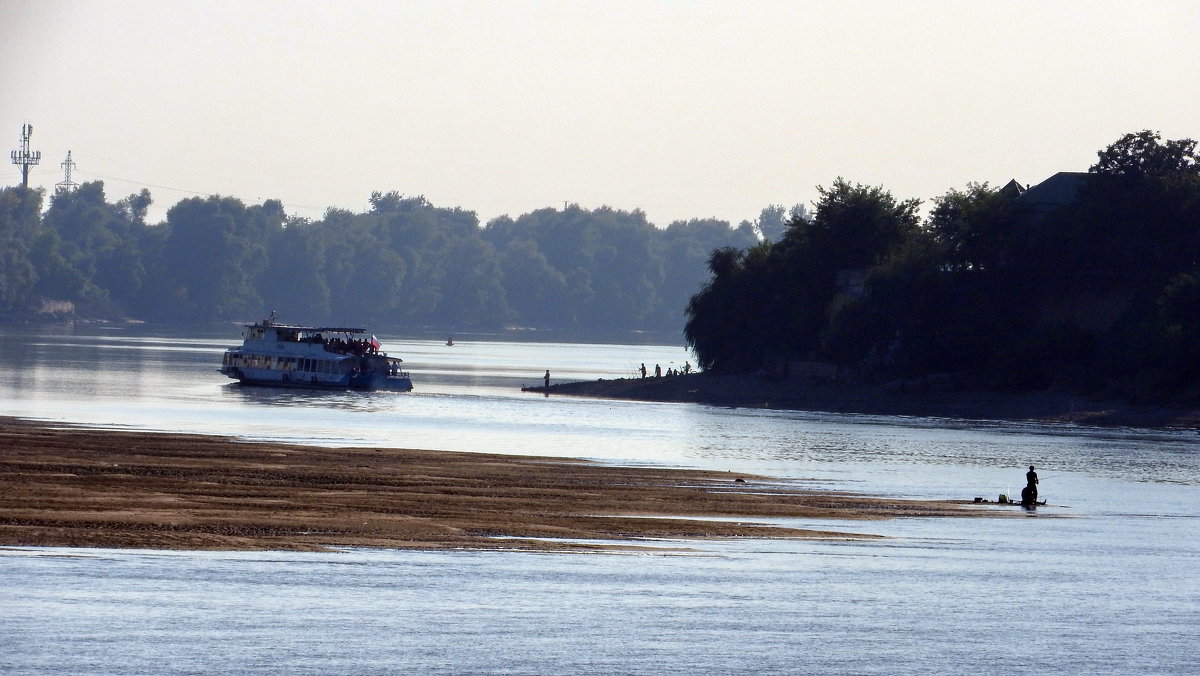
[55, 150, 78, 194]
[10, 123, 41, 188]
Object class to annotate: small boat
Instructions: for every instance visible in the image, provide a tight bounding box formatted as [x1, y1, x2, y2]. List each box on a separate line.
[972, 496, 1048, 507]
[219, 313, 413, 391]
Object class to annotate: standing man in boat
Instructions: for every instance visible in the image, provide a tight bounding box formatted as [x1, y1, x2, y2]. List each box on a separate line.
[1022, 465, 1039, 505]
[544, 370, 550, 391]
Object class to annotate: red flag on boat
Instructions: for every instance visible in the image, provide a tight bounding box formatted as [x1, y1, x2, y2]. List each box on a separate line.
[370, 335, 381, 350]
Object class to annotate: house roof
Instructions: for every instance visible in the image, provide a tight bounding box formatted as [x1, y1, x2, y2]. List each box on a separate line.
[1014, 172, 1090, 210]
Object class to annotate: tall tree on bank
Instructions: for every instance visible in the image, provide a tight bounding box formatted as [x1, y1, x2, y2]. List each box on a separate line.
[685, 131, 1200, 404]
[686, 179, 919, 372]
[147, 195, 281, 320]
[0, 187, 43, 314]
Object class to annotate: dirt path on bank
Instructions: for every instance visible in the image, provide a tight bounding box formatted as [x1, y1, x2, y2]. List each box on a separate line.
[0, 417, 988, 553]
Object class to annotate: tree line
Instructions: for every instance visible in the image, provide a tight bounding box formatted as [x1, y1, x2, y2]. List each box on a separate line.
[685, 131, 1200, 402]
[0, 182, 795, 334]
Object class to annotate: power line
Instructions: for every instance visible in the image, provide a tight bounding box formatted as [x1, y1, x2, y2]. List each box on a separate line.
[73, 168, 343, 216]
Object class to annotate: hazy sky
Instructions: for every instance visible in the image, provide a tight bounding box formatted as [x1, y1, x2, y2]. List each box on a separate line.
[3, 0, 1198, 226]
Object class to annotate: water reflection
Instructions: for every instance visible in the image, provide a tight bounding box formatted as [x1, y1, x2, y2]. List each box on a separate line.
[3, 326, 1199, 675]
[223, 382, 414, 414]
[1, 325, 1198, 492]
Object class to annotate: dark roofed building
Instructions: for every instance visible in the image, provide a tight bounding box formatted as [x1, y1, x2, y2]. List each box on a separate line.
[998, 178, 1026, 200]
[1013, 171, 1091, 219]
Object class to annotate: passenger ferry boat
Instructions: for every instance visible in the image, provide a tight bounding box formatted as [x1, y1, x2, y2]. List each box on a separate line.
[219, 313, 413, 391]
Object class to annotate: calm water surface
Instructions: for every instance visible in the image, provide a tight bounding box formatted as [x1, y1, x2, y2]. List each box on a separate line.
[1, 324, 1198, 674]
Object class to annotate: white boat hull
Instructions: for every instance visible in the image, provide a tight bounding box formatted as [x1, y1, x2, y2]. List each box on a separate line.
[220, 315, 414, 392]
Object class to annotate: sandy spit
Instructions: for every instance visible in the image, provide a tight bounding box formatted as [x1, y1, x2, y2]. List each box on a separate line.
[0, 417, 992, 553]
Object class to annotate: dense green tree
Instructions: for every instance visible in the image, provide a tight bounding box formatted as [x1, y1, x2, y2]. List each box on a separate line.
[0, 187, 43, 314]
[682, 131, 1200, 402]
[1156, 271, 1200, 390]
[496, 239, 569, 327]
[926, 182, 1017, 273]
[314, 208, 407, 326]
[436, 237, 510, 328]
[152, 195, 276, 319]
[10, 183, 777, 332]
[1090, 130, 1199, 179]
[685, 180, 921, 373]
[42, 181, 146, 313]
[255, 218, 331, 320]
[26, 228, 109, 310]
[485, 204, 755, 332]
[799, 178, 921, 269]
[659, 218, 758, 330]
[686, 246, 755, 371]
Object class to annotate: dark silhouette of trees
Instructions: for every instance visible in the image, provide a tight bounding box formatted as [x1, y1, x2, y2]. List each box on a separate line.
[1090, 129, 1198, 178]
[686, 179, 919, 373]
[148, 195, 279, 320]
[0, 187, 44, 313]
[683, 131, 1200, 402]
[11, 128, 1199, 402]
[2, 184, 758, 336]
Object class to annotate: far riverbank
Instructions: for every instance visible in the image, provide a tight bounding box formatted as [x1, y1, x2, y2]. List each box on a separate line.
[535, 373, 1200, 430]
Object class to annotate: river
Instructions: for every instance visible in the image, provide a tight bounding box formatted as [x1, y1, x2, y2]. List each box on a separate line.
[1, 323, 1197, 674]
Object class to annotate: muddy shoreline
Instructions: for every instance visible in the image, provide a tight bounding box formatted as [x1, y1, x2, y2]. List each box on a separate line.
[0, 417, 993, 553]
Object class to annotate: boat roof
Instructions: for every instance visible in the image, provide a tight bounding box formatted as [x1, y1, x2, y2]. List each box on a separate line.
[251, 321, 366, 334]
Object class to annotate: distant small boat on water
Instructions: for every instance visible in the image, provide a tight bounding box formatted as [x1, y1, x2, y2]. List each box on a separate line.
[219, 313, 413, 391]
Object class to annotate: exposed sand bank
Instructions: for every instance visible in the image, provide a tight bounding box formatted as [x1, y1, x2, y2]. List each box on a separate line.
[538, 373, 1200, 429]
[0, 417, 990, 553]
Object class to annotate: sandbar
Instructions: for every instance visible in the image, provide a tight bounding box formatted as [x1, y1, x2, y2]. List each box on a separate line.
[0, 417, 988, 553]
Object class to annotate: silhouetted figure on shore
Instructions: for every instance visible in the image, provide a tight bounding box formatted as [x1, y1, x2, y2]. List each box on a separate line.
[640, 363, 647, 379]
[654, 364, 661, 378]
